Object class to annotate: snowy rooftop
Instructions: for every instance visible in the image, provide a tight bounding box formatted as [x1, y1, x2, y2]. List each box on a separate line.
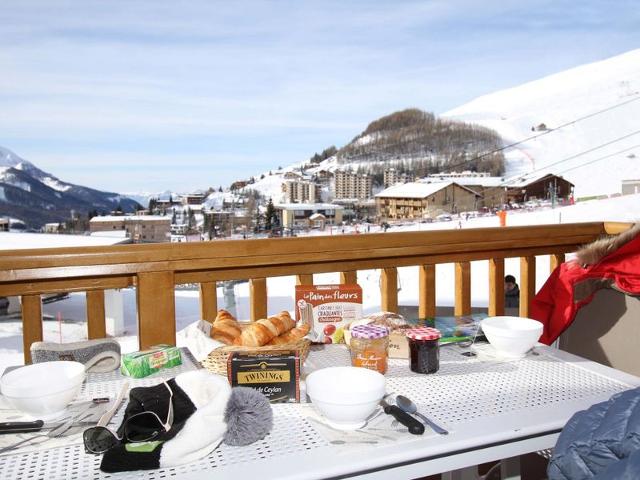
[424, 176, 505, 188]
[376, 181, 454, 198]
[275, 202, 344, 210]
[0, 231, 130, 250]
[90, 215, 170, 222]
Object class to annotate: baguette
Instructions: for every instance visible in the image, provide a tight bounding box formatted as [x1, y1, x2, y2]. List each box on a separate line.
[267, 322, 311, 345]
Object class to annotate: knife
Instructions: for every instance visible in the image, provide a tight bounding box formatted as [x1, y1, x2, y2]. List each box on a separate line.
[379, 397, 425, 435]
[0, 397, 110, 434]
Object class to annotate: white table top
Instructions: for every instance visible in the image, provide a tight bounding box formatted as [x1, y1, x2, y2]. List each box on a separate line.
[1, 344, 639, 480]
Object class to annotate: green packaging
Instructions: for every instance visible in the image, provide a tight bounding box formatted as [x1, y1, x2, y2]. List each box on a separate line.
[121, 345, 182, 378]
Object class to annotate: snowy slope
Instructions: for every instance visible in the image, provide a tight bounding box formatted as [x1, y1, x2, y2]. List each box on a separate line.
[444, 49, 640, 198]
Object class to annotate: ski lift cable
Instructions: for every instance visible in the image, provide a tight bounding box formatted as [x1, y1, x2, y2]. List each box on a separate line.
[495, 128, 640, 187]
[553, 143, 640, 176]
[443, 94, 640, 172]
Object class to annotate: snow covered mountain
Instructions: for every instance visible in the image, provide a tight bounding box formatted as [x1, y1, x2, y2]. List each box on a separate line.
[443, 49, 640, 198]
[0, 146, 141, 228]
[243, 51, 640, 203]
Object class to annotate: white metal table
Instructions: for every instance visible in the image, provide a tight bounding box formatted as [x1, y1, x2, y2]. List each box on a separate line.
[1, 344, 639, 480]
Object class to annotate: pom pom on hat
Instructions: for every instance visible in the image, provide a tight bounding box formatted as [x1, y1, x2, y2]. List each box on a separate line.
[224, 386, 273, 446]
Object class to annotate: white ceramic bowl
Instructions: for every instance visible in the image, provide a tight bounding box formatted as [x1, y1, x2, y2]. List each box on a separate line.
[305, 366, 386, 430]
[0, 361, 85, 420]
[481, 316, 543, 358]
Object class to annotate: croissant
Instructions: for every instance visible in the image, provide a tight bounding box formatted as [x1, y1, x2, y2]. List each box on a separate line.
[211, 327, 237, 345]
[257, 311, 296, 337]
[211, 309, 242, 343]
[267, 322, 311, 345]
[234, 322, 275, 347]
[214, 309, 236, 323]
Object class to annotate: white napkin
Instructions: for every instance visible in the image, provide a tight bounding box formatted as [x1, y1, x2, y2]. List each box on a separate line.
[301, 404, 422, 451]
[176, 321, 225, 362]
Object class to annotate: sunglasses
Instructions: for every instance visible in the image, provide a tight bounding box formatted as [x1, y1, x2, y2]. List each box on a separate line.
[83, 380, 174, 454]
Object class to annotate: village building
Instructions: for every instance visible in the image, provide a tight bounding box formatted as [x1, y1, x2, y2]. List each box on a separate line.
[622, 179, 640, 195]
[497, 172, 574, 204]
[89, 215, 171, 243]
[276, 203, 344, 230]
[375, 181, 481, 220]
[181, 191, 206, 205]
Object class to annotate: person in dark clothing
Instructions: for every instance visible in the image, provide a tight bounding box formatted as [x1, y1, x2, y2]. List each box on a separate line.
[505, 275, 520, 308]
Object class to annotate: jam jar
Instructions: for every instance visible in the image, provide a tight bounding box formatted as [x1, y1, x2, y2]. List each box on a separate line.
[406, 327, 441, 374]
[349, 325, 389, 374]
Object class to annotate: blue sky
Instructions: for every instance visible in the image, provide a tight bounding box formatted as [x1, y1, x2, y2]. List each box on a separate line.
[1, 0, 638, 193]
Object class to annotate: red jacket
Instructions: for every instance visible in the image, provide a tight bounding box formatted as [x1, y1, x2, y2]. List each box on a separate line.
[531, 233, 640, 344]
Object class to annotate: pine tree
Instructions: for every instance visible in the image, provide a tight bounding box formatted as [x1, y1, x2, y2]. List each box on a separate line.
[265, 198, 276, 231]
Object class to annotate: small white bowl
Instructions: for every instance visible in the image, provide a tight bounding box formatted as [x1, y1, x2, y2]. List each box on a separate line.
[481, 316, 543, 359]
[1, 361, 85, 420]
[306, 366, 386, 430]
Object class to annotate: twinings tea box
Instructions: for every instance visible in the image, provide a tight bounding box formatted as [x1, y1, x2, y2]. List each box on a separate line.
[295, 284, 362, 344]
[227, 351, 300, 403]
[121, 345, 182, 378]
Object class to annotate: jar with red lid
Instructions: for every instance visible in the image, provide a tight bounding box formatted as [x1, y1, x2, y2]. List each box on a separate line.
[349, 325, 389, 374]
[405, 327, 441, 374]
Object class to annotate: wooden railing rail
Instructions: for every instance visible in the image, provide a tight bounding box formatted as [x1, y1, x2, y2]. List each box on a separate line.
[0, 222, 629, 363]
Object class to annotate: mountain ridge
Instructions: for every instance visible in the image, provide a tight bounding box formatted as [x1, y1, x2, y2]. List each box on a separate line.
[0, 146, 141, 228]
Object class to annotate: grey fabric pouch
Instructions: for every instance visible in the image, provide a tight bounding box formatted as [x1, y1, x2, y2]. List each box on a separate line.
[30, 338, 121, 373]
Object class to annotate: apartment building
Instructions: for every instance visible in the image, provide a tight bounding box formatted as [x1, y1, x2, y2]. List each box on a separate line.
[334, 170, 372, 200]
[383, 168, 414, 188]
[284, 180, 319, 203]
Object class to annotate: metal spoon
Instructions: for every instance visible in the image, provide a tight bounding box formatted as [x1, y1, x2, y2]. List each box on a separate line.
[395, 395, 448, 435]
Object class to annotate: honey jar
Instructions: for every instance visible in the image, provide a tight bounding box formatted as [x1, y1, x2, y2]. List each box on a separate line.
[405, 327, 441, 374]
[349, 325, 389, 374]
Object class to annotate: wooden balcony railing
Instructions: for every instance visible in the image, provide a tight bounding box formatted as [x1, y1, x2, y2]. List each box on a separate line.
[0, 221, 631, 364]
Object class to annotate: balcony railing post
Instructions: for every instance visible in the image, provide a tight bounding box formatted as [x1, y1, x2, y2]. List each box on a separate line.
[550, 253, 565, 272]
[296, 274, 314, 286]
[455, 262, 471, 316]
[86, 290, 106, 339]
[381, 267, 398, 313]
[136, 271, 176, 350]
[21, 294, 43, 364]
[199, 282, 218, 322]
[520, 256, 536, 318]
[250, 278, 267, 322]
[488, 258, 505, 316]
[419, 264, 436, 319]
[340, 271, 357, 285]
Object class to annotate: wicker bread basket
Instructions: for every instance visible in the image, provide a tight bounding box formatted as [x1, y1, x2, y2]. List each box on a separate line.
[201, 337, 311, 375]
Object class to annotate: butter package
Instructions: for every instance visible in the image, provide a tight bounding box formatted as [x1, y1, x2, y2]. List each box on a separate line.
[121, 345, 182, 378]
[227, 350, 300, 403]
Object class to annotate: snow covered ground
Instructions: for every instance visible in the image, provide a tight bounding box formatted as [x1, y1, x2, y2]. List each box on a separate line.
[444, 49, 640, 198]
[1, 193, 637, 370]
